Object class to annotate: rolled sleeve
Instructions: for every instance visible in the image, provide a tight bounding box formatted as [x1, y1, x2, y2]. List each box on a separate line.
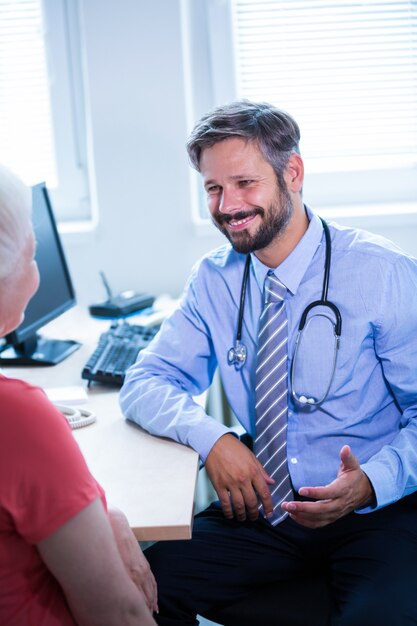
[120, 266, 235, 459]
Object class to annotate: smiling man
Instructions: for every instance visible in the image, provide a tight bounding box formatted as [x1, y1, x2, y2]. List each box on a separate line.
[120, 100, 417, 626]
[200, 136, 307, 266]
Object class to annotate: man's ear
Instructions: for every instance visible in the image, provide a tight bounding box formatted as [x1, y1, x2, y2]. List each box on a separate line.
[284, 153, 304, 193]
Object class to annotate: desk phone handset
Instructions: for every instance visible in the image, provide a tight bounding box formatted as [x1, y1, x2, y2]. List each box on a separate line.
[89, 271, 155, 318]
[55, 405, 96, 429]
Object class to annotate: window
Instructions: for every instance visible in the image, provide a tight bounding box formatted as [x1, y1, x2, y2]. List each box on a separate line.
[187, 0, 417, 218]
[0, 0, 90, 221]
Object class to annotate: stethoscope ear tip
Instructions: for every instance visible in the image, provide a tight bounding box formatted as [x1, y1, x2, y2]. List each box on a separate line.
[298, 395, 316, 405]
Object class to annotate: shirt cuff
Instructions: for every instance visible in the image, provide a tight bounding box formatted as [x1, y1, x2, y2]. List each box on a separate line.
[356, 460, 396, 514]
[189, 421, 238, 461]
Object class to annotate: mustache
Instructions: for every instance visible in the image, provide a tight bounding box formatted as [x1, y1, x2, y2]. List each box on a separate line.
[215, 208, 264, 225]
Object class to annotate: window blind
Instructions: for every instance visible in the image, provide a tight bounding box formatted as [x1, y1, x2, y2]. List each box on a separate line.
[0, 0, 58, 187]
[232, 0, 417, 174]
[0, 0, 91, 221]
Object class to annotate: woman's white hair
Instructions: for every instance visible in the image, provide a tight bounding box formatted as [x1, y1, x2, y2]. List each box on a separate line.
[0, 165, 32, 281]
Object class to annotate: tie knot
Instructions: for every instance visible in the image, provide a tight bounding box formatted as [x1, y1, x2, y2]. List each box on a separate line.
[264, 271, 287, 304]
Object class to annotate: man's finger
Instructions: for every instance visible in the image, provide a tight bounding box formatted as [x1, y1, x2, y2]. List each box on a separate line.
[253, 474, 274, 518]
[218, 488, 234, 519]
[240, 484, 262, 520]
[229, 488, 247, 521]
[298, 484, 337, 500]
[281, 499, 338, 528]
[256, 459, 275, 485]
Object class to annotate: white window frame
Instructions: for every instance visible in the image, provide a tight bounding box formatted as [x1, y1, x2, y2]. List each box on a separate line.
[182, 0, 417, 229]
[0, 0, 92, 223]
[42, 0, 91, 223]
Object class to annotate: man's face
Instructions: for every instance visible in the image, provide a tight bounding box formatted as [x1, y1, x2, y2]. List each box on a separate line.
[199, 137, 293, 255]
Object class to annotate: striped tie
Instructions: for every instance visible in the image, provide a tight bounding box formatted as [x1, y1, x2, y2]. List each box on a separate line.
[254, 271, 294, 525]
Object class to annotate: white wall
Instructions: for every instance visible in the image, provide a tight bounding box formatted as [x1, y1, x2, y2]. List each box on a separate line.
[62, 0, 223, 306]
[61, 0, 417, 307]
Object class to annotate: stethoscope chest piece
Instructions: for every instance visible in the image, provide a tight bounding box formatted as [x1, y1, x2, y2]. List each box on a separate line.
[227, 340, 247, 369]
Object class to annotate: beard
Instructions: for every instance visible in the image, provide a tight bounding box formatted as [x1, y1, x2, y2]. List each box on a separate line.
[211, 185, 294, 255]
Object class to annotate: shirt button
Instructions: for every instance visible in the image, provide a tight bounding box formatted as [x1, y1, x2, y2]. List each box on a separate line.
[290, 457, 298, 464]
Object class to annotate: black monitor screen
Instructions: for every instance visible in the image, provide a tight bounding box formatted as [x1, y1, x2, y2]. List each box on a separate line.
[1, 183, 80, 365]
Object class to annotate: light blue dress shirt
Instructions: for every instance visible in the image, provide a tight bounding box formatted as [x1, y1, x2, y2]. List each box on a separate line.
[120, 209, 417, 513]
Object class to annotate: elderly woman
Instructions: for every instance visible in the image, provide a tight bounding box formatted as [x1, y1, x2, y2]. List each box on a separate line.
[0, 166, 157, 626]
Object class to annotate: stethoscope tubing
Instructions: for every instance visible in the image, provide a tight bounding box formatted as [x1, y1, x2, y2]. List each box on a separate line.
[228, 217, 342, 405]
[237, 254, 251, 343]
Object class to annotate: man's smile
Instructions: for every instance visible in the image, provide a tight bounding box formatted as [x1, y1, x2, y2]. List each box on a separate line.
[228, 213, 258, 231]
[216, 209, 263, 232]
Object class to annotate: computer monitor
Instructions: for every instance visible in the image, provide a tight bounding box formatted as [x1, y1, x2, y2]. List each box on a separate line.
[0, 183, 81, 365]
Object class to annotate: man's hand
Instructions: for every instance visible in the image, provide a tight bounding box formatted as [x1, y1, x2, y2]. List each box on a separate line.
[108, 506, 158, 613]
[204, 433, 275, 521]
[281, 445, 375, 528]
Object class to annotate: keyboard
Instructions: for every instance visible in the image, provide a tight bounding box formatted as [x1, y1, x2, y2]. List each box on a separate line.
[81, 322, 159, 386]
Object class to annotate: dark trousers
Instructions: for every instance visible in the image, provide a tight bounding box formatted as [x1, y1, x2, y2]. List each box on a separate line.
[146, 494, 417, 625]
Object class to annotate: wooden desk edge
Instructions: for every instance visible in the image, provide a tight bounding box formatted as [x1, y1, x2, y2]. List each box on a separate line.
[132, 523, 193, 542]
[131, 451, 199, 542]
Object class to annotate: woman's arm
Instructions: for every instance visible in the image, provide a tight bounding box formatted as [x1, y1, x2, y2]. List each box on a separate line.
[108, 504, 158, 613]
[37, 498, 157, 626]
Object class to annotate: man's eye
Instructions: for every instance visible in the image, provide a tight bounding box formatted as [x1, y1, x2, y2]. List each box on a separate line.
[239, 179, 253, 187]
[206, 185, 220, 194]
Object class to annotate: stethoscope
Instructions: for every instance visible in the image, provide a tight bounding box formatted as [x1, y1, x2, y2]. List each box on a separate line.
[227, 218, 342, 406]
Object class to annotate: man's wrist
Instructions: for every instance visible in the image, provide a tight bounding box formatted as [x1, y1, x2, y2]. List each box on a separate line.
[359, 471, 377, 509]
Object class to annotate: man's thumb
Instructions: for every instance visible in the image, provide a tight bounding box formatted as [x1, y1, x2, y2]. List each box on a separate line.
[340, 444, 358, 471]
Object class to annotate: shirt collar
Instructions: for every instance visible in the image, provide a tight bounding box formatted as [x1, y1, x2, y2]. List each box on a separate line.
[251, 205, 323, 295]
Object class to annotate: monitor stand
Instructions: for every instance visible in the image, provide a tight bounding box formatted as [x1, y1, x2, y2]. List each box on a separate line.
[0, 335, 81, 366]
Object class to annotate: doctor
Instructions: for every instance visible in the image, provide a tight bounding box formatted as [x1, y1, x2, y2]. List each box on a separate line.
[120, 100, 417, 625]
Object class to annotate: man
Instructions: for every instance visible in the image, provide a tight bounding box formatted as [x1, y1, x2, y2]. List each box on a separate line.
[120, 101, 417, 625]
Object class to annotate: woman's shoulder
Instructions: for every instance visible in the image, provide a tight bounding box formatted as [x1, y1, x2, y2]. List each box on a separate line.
[0, 374, 48, 410]
[0, 375, 65, 436]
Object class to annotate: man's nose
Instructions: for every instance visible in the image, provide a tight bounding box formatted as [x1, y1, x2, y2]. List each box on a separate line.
[218, 187, 242, 214]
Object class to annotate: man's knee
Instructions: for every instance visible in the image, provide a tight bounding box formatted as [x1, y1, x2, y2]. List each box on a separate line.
[334, 586, 417, 626]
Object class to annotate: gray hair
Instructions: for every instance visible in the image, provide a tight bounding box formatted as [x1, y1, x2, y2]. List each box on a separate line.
[0, 165, 32, 280]
[186, 100, 301, 187]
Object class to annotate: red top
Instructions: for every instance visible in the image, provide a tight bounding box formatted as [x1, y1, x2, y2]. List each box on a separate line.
[0, 376, 106, 625]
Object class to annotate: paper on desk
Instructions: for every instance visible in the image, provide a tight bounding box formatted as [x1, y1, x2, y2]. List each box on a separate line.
[44, 386, 88, 405]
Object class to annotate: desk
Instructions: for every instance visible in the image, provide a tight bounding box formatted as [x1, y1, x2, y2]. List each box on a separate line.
[2, 308, 199, 542]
